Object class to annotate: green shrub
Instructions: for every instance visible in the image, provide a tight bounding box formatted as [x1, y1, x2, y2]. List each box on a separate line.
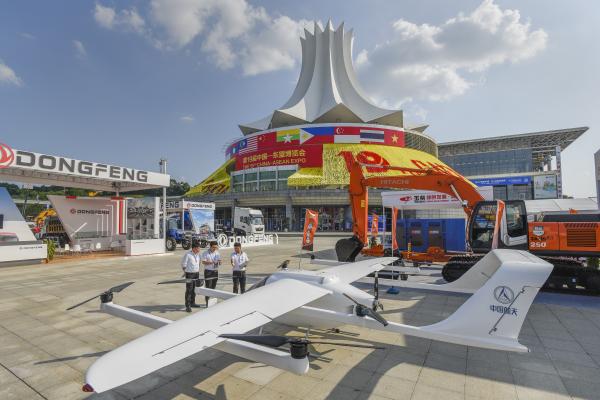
[44, 239, 55, 261]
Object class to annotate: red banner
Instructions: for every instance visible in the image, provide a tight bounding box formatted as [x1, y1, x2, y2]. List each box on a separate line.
[392, 207, 398, 251]
[302, 209, 319, 251]
[235, 145, 323, 170]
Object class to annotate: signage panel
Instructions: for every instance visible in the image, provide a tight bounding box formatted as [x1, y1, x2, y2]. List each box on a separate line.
[470, 176, 532, 186]
[533, 174, 558, 199]
[0, 143, 169, 187]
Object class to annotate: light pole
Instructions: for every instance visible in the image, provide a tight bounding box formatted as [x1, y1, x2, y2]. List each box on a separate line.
[159, 158, 168, 246]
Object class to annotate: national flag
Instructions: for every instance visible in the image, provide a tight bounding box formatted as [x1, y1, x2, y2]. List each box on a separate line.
[384, 130, 405, 147]
[300, 126, 335, 144]
[238, 136, 258, 154]
[334, 126, 361, 143]
[360, 129, 385, 143]
[277, 129, 300, 143]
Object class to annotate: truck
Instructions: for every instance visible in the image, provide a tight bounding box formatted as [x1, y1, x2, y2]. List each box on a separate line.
[233, 207, 265, 236]
[165, 200, 216, 251]
[335, 159, 600, 293]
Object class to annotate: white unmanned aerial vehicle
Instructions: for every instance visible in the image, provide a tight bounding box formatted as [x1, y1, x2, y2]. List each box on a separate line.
[69, 249, 552, 393]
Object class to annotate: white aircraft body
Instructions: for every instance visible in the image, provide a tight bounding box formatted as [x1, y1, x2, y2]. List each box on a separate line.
[75, 249, 552, 393]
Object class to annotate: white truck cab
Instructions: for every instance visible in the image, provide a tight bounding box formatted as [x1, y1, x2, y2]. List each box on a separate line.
[234, 207, 265, 236]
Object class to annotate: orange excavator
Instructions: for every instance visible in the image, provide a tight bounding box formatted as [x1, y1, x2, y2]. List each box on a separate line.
[335, 159, 484, 262]
[336, 160, 600, 293]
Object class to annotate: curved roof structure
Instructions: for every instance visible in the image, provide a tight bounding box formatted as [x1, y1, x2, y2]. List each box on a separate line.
[239, 21, 404, 135]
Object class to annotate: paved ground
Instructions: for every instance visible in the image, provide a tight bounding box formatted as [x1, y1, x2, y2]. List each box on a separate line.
[1, 237, 600, 400]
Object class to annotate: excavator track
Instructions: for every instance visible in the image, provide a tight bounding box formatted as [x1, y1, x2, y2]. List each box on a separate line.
[442, 255, 600, 294]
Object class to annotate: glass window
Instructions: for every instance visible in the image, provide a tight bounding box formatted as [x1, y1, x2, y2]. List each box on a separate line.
[260, 171, 276, 180]
[245, 172, 258, 181]
[506, 202, 527, 238]
[278, 179, 288, 190]
[232, 174, 244, 184]
[244, 182, 258, 192]
[278, 170, 296, 179]
[260, 181, 276, 191]
[232, 184, 243, 192]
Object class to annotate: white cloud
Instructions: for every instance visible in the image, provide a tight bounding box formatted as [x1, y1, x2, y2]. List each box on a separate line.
[73, 40, 87, 58]
[94, 0, 308, 74]
[94, 3, 145, 34]
[0, 61, 23, 86]
[180, 115, 194, 123]
[356, 0, 547, 106]
[20, 32, 36, 40]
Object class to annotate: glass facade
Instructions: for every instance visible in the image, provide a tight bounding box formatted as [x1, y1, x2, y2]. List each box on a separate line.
[440, 149, 533, 176]
[231, 166, 297, 193]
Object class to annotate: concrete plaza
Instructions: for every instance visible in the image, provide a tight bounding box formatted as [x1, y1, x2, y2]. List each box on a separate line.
[1, 237, 600, 400]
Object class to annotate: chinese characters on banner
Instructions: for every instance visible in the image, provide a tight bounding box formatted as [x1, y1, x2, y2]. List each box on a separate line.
[302, 209, 319, 251]
[392, 208, 398, 251]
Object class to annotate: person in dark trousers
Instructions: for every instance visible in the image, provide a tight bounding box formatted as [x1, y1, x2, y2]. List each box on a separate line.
[230, 242, 249, 294]
[201, 241, 221, 306]
[180, 241, 202, 312]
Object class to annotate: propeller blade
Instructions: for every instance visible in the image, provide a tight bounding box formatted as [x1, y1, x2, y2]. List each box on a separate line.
[66, 294, 101, 311]
[308, 341, 385, 350]
[366, 308, 389, 327]
[110, 282, 135, 293]
[342, 293, 361, 306]
[219, 334, 290, 348]
[66, 282, 134, 311]
[157, 279, 187, 285]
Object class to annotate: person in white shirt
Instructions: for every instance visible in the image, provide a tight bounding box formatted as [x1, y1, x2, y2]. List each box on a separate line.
[201, 241, 221, 305]
[230, 242, 249, 294]
[180, 241, 202, 312]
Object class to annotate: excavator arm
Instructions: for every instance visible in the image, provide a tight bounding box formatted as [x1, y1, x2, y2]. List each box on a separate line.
[336, 160, 484, 262]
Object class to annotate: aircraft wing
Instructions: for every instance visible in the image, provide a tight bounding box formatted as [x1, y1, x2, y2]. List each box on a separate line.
[319, 257, 396, 283]
[86, 279, 330, 393]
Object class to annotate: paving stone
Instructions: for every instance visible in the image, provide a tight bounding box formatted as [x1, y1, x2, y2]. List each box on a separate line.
[233, 364, 283, 386]
[323, 365, 375, 390]
[511, 369, 570, 400]
[365, 373, 415, 400]
[305, 380, 362, 400]
[411, 382, 463, 400]
[552, 360, 600, 383]
[508, 353, 557, 375]
[561, 377, 600, 400]
[0, 381, 45, 400]
[265, 372, 321, 398]
[417, 366, 465, 393]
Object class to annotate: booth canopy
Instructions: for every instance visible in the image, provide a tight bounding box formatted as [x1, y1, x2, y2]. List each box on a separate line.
[0, 143, 170, 193]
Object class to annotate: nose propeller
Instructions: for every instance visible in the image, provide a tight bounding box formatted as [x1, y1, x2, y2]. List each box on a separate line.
[342, 293, 388, 326]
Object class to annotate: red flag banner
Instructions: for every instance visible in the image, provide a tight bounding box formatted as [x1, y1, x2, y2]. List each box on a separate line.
[302, 209, 319, 251]
[392, 208, 398, 251]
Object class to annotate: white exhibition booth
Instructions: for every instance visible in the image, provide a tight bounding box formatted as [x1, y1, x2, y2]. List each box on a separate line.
[0, 142, 171, 265]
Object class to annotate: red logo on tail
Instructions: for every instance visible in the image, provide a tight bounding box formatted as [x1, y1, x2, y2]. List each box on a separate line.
[0, 143, 14, 169]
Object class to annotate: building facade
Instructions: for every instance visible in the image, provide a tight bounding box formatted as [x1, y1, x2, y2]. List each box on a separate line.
[186, 22, 589, 231]
[439, 127, 588, 201]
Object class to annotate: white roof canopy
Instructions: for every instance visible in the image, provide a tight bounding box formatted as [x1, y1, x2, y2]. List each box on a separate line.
[239, 22, 404, 135]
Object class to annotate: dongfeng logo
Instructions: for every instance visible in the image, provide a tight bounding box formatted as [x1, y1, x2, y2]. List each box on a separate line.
[0, 143, 15, 169]
[494, 286, 515, 304]
[70, 208, 76, 214]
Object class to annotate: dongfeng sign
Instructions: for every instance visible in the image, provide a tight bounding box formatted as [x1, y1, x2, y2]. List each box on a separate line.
[0, 142, 170, 191]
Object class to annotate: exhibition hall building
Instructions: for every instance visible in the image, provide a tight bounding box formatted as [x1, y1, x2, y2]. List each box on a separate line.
[186, 23, 589, 232]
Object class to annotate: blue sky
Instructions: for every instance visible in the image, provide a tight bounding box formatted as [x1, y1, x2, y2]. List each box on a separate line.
[0, 0, 598, 197]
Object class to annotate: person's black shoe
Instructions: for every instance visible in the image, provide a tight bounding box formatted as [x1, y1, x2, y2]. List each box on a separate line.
[190, 303, 201, 308]
[186, 306, 192, 313]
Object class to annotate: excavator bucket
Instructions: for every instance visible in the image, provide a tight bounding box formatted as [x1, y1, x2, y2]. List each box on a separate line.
[335, 235, 364, 262]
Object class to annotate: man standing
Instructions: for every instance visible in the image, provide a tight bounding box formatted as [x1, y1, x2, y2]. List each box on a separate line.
[180, 241, 202, 312]
[202, 241, 221, 306]
[231, 242, 249, 294]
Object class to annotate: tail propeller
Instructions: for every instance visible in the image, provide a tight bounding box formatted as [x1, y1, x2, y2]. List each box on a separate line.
[66, 282, 134, 311]
[343, 293, 388, 327]
[219, 334, 384, 359]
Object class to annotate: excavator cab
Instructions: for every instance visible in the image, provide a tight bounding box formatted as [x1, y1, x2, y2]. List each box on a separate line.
[468, 200, 528, 253]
